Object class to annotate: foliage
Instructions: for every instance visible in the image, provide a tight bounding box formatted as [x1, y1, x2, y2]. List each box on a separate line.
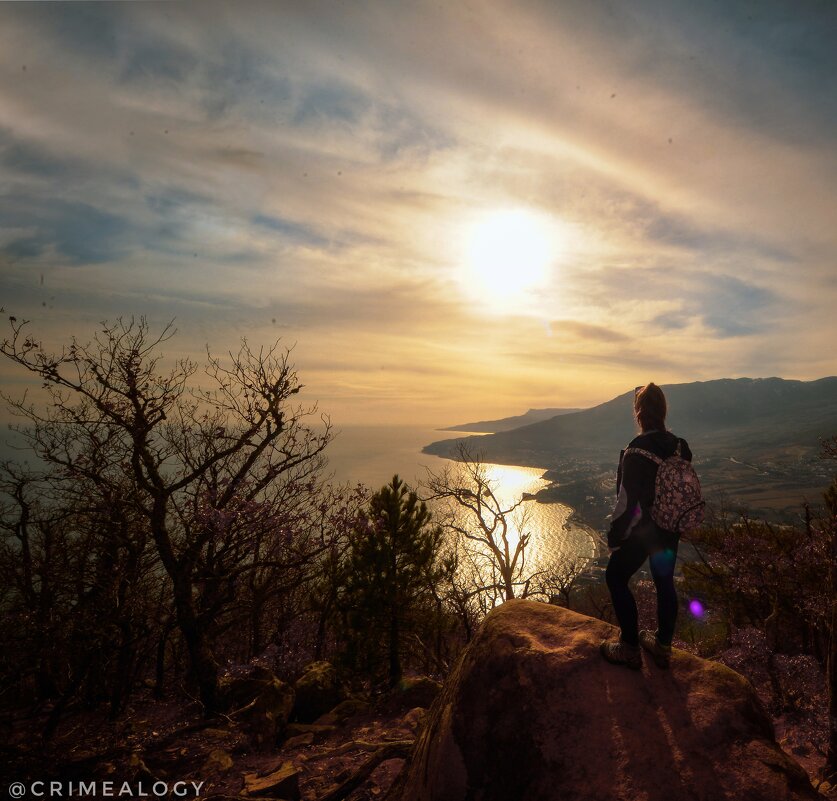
[820, 436, 837, 776]
[682, 508, 829, 661]
[0, 316, 334, 717]
[680, 445, 837, 776]
[338, 475, 449, 687]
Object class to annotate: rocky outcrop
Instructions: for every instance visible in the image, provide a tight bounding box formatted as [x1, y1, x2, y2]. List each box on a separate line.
[315, 697, 371, 726]
[397, 600, 819, 801]
[390, 677, 442, 712]
[293, 661, 346, 723]
[218, 665, 295, 747]
[218, 665, 277, 709]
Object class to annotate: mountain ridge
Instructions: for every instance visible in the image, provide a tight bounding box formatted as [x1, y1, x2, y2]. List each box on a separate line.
[425, 377, 837, 461]
[423, 377, 837, 527]
[439, 407, 582, 433]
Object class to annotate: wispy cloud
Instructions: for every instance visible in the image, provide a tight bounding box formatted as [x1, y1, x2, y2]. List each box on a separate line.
[550, 320, 630, 344]
[0, 0, 835, 424]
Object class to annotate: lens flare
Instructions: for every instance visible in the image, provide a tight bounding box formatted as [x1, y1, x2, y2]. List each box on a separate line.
[689, 599, 705, 618]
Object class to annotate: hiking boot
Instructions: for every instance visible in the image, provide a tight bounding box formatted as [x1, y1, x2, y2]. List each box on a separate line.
[600, 639, 641, 670]
[639, 629, 672, 669]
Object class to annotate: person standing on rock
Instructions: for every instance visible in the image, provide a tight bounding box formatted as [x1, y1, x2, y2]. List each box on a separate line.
[600, 382, 700, 670]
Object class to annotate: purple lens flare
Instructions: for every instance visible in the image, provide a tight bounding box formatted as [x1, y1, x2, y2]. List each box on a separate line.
[689, 599, 705, 618]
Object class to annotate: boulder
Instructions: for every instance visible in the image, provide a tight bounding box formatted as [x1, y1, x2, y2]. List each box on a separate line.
[315, 697, 371, 726]
[282, 731, 315, 750]
[230, 675, 295, 747]
[382, 676, 442, 715]
[397, 600, 818, 801]
[292, 661, 345, 723]
[395, 676, 442, 710]
[202, 727, 247, 753]
[283, 722, 337, 743]
[218, 664, 276, 710]
[127, 752, 157, 784]
[400, 707, 427, 732]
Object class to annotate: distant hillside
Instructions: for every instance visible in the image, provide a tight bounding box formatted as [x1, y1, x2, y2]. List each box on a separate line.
[424, 377, 837, 526]
[440, 407, 582, 433]
[425, 378, 837, 463]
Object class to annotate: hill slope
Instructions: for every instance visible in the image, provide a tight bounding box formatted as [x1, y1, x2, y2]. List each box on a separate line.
[424, 377, 837, 525]
[425, 377, 837, 462]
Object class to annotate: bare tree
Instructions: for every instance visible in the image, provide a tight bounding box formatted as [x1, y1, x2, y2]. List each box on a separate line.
[435, 536, 499, 640]
[1, 315, 332, 713]
[0, 455, 167, 730]
[423, 443, 542, 603]
[530, 555, 587, 609]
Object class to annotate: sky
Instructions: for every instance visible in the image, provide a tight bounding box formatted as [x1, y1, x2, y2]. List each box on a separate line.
[1, 1, 836, 427]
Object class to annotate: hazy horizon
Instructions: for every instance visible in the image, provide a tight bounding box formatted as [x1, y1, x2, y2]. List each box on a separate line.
[2, 1, 836, 426]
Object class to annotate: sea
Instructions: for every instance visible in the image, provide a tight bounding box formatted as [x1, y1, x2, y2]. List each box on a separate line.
[324, 424, 601, 567]
[0, 422, 602, 567]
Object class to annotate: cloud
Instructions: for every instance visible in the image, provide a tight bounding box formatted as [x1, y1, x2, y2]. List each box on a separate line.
[651, 312, 689, 331]
[699, 275, 779, 338]
[643, 210, 792, 263]
[119, 40, 200, 86]
[1, 198, 134, 265]
[251, 214, 332, 250]
[507, 346, 684, 374]
[0, 0, 835, 425]
[550, 320, 630, 344]
[29, 3, 128, 63]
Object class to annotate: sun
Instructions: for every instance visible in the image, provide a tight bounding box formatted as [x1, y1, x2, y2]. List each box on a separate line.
[460, 208, 556, 311]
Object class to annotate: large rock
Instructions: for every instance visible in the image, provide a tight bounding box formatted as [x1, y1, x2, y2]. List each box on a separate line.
[292, 660, 345, 723]
[397, 600, 818, 801]
[218, 665, 279, 710]
[387, 676, 442, 713]
[220, 667, 295, 747]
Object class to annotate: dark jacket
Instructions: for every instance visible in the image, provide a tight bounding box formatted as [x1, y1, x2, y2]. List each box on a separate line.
[607, 429, 693, 551]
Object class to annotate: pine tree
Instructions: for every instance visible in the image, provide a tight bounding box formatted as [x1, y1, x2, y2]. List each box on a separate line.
[343, 475, 444, 687]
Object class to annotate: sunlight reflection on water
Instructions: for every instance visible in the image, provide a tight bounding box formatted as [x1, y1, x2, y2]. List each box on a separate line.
[453, 462, 598, 567]
[325, 425, 599, 567]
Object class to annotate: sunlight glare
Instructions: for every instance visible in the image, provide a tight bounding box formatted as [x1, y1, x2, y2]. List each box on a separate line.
[460, 208, 557, 311]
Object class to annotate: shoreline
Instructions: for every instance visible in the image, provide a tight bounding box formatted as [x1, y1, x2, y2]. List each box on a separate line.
[431, 451, 608, 568]
[563, 507, 608, 563]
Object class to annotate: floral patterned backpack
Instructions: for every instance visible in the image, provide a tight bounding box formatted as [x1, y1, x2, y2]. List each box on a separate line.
[623, 440, 705, 534]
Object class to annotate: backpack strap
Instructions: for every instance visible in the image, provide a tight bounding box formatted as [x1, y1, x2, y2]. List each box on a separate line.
[623, 447, 664, 465]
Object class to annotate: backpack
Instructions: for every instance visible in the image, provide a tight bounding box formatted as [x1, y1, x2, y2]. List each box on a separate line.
[623, 441, 705, 534]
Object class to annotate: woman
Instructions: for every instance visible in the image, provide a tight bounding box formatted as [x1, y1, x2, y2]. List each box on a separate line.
[600, 382, 692, 670]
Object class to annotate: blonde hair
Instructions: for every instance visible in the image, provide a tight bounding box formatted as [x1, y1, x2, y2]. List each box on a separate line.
[634, 382, 667, 432]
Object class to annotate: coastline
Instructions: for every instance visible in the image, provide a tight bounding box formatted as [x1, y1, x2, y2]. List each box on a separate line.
[328, 425, 605, 570]
[564, 507, 609, 562]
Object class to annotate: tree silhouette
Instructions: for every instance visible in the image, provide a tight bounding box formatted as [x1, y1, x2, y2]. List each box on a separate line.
[423, 443, 538, 603]
[1, 316, 331, 714]
[342, 475, 445, 687]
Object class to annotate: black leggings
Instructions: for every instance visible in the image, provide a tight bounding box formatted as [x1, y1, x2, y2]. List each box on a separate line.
[605, 536, 679, 647]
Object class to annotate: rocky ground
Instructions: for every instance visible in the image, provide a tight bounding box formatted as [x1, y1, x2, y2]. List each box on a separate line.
[1, 669, 440, 801]
[398, 600, 832, 801]
[2, 632, 834, 799]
